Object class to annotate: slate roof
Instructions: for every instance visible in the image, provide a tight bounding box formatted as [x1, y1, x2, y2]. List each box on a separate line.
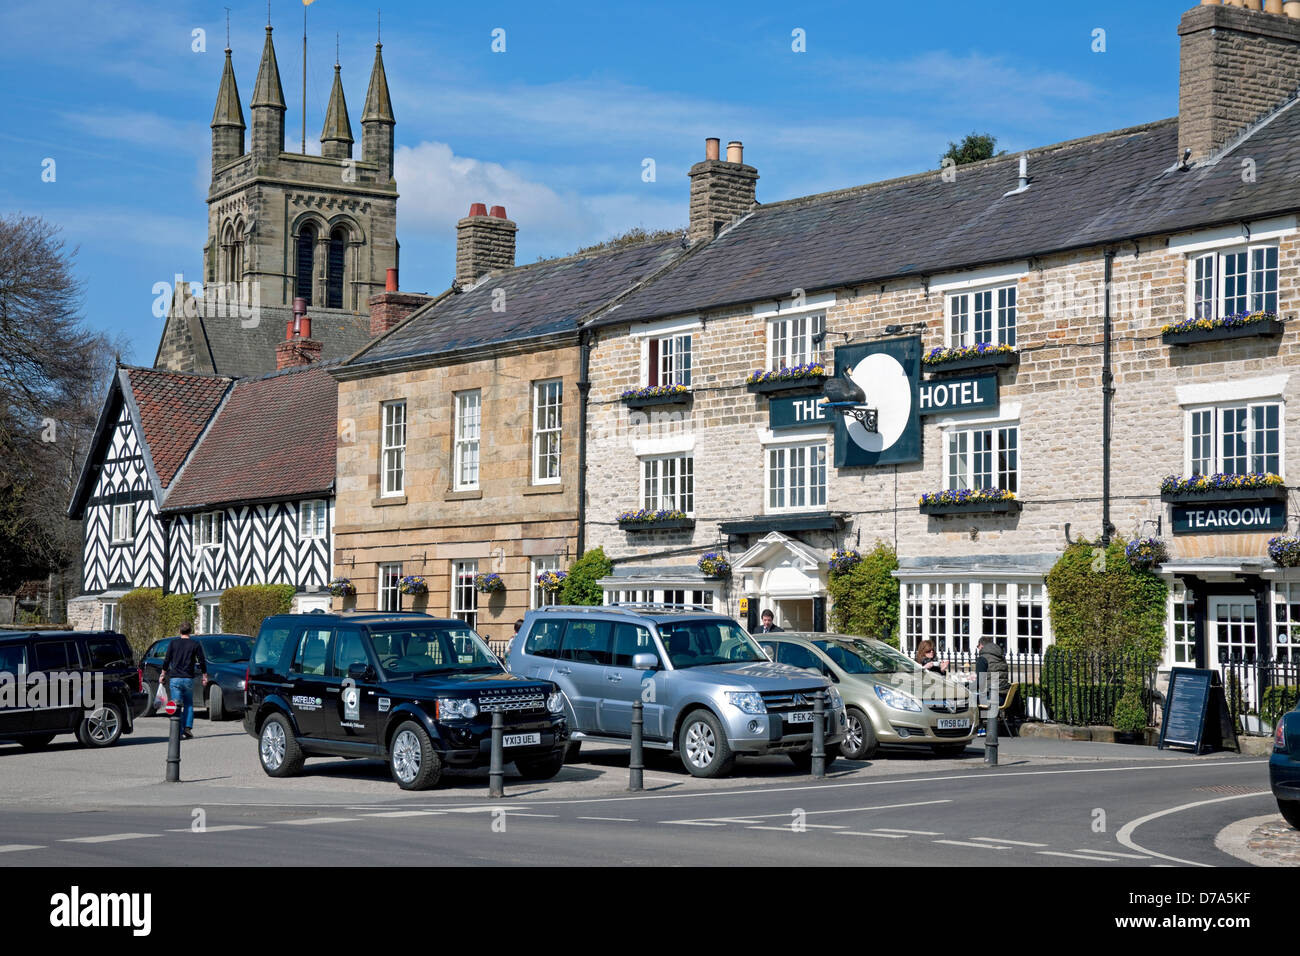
[597, 106, 1300, 326]
[182, 304, 373, 377]
[124, 368, 233, 488]
[161, 361, 339, 511]
[347, 239, 685, 370]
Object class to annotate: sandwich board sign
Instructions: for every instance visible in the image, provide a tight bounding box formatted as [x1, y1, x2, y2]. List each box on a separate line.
[1157, 668, 1239, 754]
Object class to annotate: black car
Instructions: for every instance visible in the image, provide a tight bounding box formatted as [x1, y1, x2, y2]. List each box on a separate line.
[243, 613, 569, 790]
[140, 633, 252, 721]
[0, 630, 147, 750]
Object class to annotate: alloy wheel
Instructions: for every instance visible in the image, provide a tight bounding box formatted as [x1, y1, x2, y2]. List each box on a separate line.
[392, 729, 421, 783]
[844, 714, 864, 753]
[86, 707, 120, 743]
[261, 721, 285, 770]
[684, 720, 716, 769]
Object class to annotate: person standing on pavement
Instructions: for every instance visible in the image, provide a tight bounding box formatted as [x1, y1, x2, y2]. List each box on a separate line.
[974, 635, 1010, 735]
[158, 622, 209, 740]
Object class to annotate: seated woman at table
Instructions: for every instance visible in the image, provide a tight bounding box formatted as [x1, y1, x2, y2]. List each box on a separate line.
[914, 640, 948, 675]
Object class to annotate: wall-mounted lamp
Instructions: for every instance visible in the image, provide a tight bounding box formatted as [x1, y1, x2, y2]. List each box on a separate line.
[1140, 516, 1162, 538]
[812, 329, 852, 347]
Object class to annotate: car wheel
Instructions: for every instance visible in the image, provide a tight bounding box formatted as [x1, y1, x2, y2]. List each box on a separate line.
[514, 751, 565, 780]
[144, 685, 158, 718]
[78, 702, 124, 747]
[562, 740, 583, 764]
[932, 742, 968, 757]
[208, 684, 226, 722]
[839, 707, 878, 760]
[16, 734, 56, 751]
[788, 751, 838, 773]
[1278, 799, 1300, 830]
[389, 721, 442, 791]
[678, 709, 735, 778]
[258, 713, 305, 778]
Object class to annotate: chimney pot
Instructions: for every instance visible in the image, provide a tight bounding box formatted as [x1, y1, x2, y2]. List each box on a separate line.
[1266, 0, 1284, 13]
[1244, 0, 1264, 10]
[468, 202, 488, 217]
[385, 267, 399, 292]
[489, 205, 507, 219]
[284, 319, 294, 342]
[1284, 0, 1300, 14]
[727, 140, 744, 163]
[300, 314, 312, 339]
[705, 137, 720, 161]
[456, 205, 518, 285]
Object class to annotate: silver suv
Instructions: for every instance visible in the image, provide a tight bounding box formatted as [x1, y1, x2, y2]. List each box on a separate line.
[507, 604, 847, 777]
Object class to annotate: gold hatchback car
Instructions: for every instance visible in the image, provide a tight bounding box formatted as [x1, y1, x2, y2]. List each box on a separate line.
[755, 634, 977, 759]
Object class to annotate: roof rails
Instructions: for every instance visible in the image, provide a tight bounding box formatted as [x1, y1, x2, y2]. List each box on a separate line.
[534, 602, 720, 615]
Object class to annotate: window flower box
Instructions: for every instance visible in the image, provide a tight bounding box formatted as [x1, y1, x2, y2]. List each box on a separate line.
[745, 363, 829, 394]
[1159, 473, 1286, 504]
[536, 569, 567, 593]
[474, 572, 506, 594]
[618, 509, 696, 532]
[697, 552, 731, 578]
[1161, 312, 1283, 347]
[828, 549, 861, 576]
[398, 574, 428, 596]
[1268, 536, 1300, 568]
[918, 488, 1021, 516]
[622, 384, 692, 409]
[921, 343, 1019, 374]
[1125, 537, 1169, 570]
[327, 577, 356, 597]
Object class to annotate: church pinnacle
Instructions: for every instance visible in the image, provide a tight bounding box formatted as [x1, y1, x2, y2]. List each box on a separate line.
[320, 62, 353, 160]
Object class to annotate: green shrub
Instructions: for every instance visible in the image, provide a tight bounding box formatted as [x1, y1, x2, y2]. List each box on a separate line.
[1263, 685, 1299, 728]
[219, 584, 297, 638]
[559, 548, 612, 606]
[1112, 672, 1149, 735]
[828, 540, 900, 647]
[117, 588, 197, 658]
[1046, 539, 1167, 658]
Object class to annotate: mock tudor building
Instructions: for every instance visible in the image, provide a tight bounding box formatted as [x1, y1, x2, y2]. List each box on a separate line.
[66, 353, 340, 631]
[155, 25, 398, 377]
[581, 2, 1300, 697]
[329, 206, 684, 646]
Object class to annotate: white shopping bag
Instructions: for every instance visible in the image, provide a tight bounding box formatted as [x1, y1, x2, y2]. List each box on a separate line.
[154, 683, 169, 711]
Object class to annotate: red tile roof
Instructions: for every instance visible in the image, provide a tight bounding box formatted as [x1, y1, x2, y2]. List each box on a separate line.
[125, 368, 233, 487]
[162, 362, 338, 510]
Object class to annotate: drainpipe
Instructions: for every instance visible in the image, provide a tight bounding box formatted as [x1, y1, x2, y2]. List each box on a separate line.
[575, 329, 593, 558]
[1102, 249, 1116, 546]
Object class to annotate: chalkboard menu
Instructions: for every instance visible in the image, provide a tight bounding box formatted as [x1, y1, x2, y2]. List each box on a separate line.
[1157, 668, 1240, 754]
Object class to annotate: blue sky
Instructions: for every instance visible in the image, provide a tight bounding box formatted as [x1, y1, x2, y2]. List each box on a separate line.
[0, 0, 1193, 363]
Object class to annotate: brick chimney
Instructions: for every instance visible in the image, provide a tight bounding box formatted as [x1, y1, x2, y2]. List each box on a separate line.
[1179, 1, 1300, 163]
[687, 137, 758, 243]
[276, 296, 323, 369]
[368, 267, 430, 337]
[456, 203, 517, 287]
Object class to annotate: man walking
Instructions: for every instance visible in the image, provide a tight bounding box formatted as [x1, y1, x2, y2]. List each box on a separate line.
[158, 622, 209, 740]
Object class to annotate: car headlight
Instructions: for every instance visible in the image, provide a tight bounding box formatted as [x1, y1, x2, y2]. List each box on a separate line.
[725, 691, 768, 715]
[237, 679, 246, 690]
[546, 692, 564, 715]
[874, 685, 922, 713]
[436, 697, 478, 720]
[825, 685, 844, 710]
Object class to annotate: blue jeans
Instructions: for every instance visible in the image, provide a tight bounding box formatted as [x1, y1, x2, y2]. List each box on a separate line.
[169, 678, 195, 730]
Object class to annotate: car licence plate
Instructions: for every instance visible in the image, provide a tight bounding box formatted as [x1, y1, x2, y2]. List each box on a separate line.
[504, 733, 541, 747]
[785, 711, 814, 724]
[937, 719, 971, 730]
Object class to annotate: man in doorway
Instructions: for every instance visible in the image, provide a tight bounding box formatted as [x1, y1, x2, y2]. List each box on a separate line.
[758, 609, 783, 634]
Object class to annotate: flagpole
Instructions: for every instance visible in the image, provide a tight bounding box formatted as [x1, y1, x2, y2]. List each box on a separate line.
[301, 1, 307, 154]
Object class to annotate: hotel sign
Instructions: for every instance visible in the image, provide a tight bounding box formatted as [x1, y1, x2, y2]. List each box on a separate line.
[1171, 501, 1286, 535]
[918, 375, 998, 415]
[769, 394, 831, 431]
[833, 336, 922, 468]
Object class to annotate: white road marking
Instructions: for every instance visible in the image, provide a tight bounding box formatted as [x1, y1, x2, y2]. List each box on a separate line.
[1115, 791, 1273, 868]
[166, 825, 264, 833]
[664, 821, 728, 827]
[272, 817, 357, 826]
[746, 826, 802, 832]
[577, 816, 638, 822]
[60, 833, 160, 843]
[1069, 848, 1152, 860]
[359, 810, 446, 819]
[0, 844, 43, 853]
[934, 839, 1010, 849]
[1038, 850, 1120, 862]
[842, 831, 908, 839]
[970, 837, 1048, 847]
[875, 827, 943, 835]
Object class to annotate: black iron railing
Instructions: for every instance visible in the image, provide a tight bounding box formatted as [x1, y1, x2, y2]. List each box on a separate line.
[1219, 656, 1300, 735]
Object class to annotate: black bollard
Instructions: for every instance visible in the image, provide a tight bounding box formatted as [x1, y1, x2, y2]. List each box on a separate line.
[629, 699, 644, 792]
[165, 708, 181, 783]
[812, 690, 826, 779]
[984, 676, 1000, 767]
[489, 710, 504, 798]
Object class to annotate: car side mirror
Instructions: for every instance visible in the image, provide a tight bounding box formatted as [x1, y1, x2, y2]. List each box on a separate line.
[348, 662, 375, 682]
[632, 653, 659, 671]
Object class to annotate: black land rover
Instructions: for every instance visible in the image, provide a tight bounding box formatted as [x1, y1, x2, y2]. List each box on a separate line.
[243, 612, 568, 790]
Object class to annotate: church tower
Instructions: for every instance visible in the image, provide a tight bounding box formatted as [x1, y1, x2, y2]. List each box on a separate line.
[157, 20, 399, 376]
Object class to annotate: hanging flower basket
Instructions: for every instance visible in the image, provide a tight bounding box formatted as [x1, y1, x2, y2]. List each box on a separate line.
[398, 574, 428, 596]
[829, 549, 862, 576]
[697, 552, 731, 578]
[1125, 537, 1169, 570]
[1269, 536, 1300, 568]
[536, 569, 567, 593]
[474, 572, 506, 594]
[327, 576, 356, 597]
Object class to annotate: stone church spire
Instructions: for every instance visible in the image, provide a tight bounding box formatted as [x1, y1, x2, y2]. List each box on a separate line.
[320, 62, 353, 160]
[210, 47, 245, 172]
[250, 25, 286, 162]
[361, 42, 395, 181]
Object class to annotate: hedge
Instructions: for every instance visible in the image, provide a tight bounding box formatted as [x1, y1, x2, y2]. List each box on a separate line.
[219, 584, 297, 638]
[560, 548, 612, 606]
[117, 588, 197, 658]
[828, 540, 900, 647]
[1263, 685, 1299, 728]
[1046, 539, 1167, 658]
